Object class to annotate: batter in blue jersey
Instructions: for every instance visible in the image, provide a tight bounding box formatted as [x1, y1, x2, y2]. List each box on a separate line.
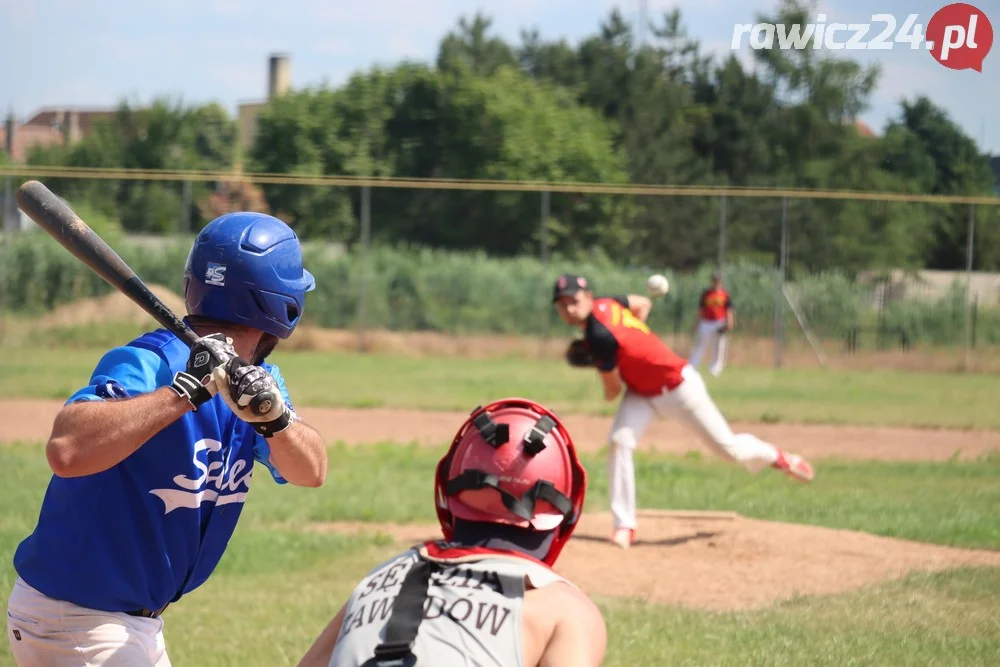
[6, 212, 329, 667]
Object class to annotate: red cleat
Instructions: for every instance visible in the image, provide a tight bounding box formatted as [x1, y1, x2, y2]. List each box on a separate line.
[773, 450, 814, 482]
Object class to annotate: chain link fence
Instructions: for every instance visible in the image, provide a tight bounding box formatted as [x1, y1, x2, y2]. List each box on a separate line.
[1, 170, 997, 372]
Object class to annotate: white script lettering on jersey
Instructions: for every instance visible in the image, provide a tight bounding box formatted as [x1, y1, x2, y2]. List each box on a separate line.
[149, 438, 255, 514]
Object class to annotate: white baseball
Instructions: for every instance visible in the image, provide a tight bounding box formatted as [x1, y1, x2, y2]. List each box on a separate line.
[646, 274, 669, 297]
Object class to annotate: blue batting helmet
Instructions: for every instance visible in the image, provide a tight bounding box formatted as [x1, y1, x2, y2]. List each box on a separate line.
[183, 212, 315, 339]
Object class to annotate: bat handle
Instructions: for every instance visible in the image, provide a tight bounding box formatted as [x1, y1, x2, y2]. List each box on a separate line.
[249, 389, 279, 418]
[227, 356, 277, 419]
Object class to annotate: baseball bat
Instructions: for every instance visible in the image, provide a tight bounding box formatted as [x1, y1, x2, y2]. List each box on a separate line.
[16, 180, 200, 346]
[15, 180, 272, 417]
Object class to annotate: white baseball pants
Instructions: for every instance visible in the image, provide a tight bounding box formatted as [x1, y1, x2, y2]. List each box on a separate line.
[6, 577, 171, 667]
[607, 365, 779, 531]
[688, 319, 728, 377]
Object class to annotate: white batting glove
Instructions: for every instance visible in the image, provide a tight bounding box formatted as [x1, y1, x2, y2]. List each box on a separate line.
[212, 358, 294, 437]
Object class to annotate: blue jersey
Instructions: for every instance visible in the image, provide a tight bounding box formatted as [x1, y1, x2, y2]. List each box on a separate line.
[13, 328, 292, 613]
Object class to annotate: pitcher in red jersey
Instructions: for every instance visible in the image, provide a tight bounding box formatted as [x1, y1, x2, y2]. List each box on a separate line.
[552, 273, 813, 549]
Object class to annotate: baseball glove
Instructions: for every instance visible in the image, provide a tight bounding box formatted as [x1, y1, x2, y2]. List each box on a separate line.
[718, 325, 729, 334]
[565, 339, 595, 368]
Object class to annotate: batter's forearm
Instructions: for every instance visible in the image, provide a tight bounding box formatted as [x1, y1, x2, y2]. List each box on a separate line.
[266, 420, 328, 487]
[46, 388, 191, 478]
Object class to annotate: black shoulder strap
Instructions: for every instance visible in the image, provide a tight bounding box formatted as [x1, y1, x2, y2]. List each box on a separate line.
[496, 571, 525, 599]
[362, 553, 528, 667]
[362, 556, 435, 667]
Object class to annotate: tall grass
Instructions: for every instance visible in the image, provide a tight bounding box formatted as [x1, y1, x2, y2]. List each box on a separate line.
[2, 232, 996, 345]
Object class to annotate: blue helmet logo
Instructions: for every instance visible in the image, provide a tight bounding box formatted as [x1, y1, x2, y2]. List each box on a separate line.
[183, 212, 315, 339]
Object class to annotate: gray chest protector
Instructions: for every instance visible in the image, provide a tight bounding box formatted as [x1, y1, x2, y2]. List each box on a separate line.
[330, 544, 565, 667]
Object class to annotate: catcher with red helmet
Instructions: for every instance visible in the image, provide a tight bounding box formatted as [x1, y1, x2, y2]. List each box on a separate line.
[297, 398, 605, 667]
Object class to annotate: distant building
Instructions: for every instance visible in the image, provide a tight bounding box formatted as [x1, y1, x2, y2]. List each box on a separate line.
[990, 156, 1000, 194]
[853, 120, 876, 138]
[1, 53, 289, 168]
[236, 54, 292, 167]
[1, 108, 116, 163]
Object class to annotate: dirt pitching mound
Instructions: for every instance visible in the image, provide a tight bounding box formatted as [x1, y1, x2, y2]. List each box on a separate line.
[314, 511, 1000, 611]
[33, 284, 187, 329]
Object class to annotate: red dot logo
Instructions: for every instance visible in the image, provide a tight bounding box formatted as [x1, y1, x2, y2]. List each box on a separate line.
[927, 3, 993, 72]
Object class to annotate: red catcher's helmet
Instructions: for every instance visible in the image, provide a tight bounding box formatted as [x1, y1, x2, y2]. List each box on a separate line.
[434, 398, 587, 566]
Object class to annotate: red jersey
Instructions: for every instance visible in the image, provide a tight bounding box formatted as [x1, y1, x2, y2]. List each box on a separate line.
[699, 288, 732, 321]
[584, 297, 687, 395]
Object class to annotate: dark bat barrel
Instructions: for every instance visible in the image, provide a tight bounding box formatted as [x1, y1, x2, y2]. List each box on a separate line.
[14, 180, 272, 418]
[15, 180, 137, 291]
[14, 180, 199, 347]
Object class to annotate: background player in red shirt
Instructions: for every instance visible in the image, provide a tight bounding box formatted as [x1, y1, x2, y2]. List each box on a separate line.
[689, 271, 733, 377]
[552, 273, 813, 549]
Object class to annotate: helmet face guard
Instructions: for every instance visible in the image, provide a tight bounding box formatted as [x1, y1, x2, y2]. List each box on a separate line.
[434, 398, 587, 566]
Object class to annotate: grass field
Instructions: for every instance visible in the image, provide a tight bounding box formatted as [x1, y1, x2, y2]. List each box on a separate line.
[2, 342, 999, 665]
[2, 443, 999, 666]
[2, 345, 1000, 429]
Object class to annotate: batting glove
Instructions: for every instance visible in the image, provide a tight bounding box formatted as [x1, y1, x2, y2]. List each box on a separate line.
[187, 333, 238, 381]
[169, 333, 238, 409]
[212, 358, 295, 437]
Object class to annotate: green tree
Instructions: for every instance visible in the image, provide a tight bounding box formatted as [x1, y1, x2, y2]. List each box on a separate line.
[882, 96, 997, 269]
[252, 64, 630, 254]
[27, 99, 237, 233]
[384, 66, 632, 255]
[517, 29, 584, 89]
[17, 7, 996, 275]
[250, 65, 416, 240]
[437, 13, 517, 77]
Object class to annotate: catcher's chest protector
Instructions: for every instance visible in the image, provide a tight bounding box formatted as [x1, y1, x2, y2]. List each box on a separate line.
[329, 543, 567, 667]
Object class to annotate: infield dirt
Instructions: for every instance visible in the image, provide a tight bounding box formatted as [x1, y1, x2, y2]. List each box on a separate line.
[4, 399, 998, 612]
[3, 399, 998, 462]
[311, 511, 1000, 611]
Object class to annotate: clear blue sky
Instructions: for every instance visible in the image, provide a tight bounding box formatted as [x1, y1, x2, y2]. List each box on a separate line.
[1, 0, 997, 154]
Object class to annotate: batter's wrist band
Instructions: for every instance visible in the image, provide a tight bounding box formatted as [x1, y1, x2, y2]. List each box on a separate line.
[253, 407, 293, 438]
[169, 371, 211, 410]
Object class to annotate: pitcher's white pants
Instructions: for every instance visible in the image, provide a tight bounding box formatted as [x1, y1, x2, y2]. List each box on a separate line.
[688, 319, 728, 377]
[6, 577, 171, 667]
[607, 365, 779, 531]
